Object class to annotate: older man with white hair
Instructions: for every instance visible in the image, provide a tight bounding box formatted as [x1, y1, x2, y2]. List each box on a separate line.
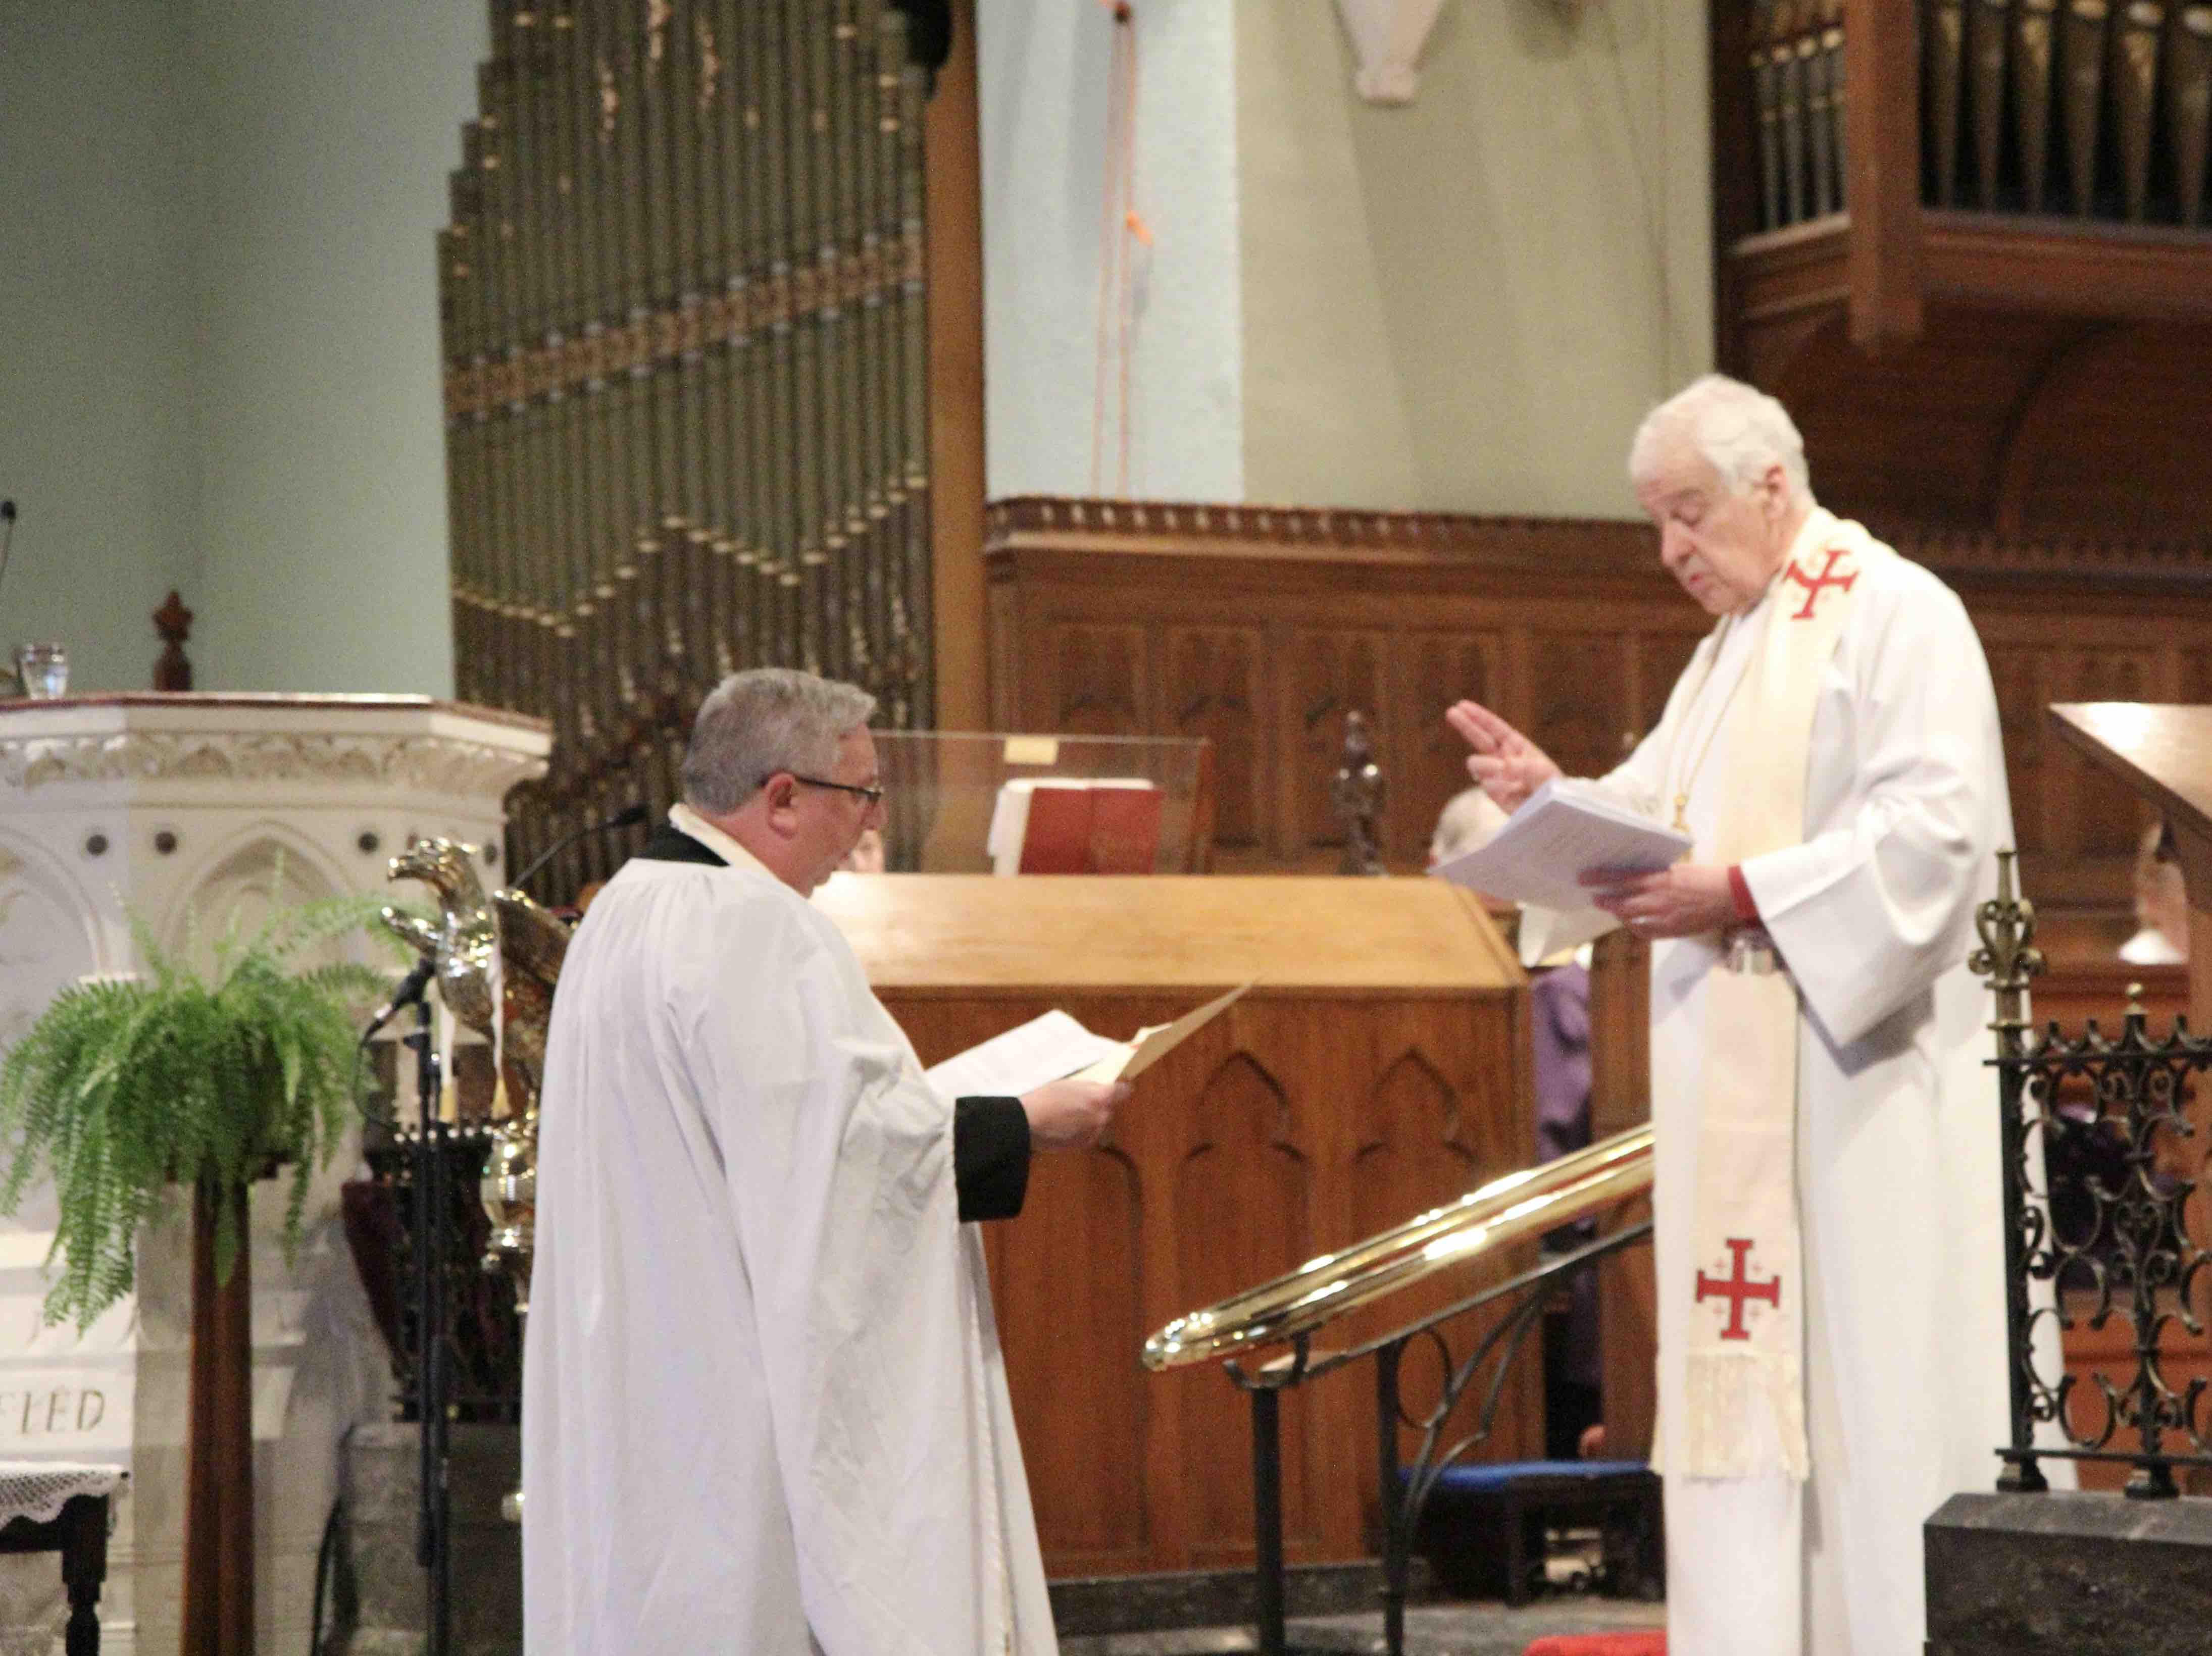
[1446, 374, 2018, 1654]
[524, 666, 1126, 1654]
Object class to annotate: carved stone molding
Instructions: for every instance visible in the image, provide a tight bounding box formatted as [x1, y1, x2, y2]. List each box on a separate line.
[1334, 0, 1449, 105]
[0, 731, 547, 798]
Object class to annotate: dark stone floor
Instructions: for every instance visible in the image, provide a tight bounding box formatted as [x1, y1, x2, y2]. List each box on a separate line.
[1059, 1597, 1665, 1656]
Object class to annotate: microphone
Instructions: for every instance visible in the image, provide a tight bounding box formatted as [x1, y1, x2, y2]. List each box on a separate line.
[0, 501, 17, 610]
[511, 802, 649, 892]
[360, 956, 438, 1044]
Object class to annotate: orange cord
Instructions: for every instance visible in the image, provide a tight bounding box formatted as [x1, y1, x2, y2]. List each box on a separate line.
[1092, 1, 1143, 496]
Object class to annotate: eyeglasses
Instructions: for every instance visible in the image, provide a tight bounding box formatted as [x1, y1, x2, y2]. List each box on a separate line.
[783, 772, 885, 807]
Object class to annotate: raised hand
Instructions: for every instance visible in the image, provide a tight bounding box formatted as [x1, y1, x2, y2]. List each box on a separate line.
[1444, 700, 1562, 813]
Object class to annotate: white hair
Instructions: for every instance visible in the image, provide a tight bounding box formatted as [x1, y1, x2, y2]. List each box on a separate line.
[1628, 373, 1812, 505]
[681, 667, 877, 814]
[1430, 786, 1511, 864]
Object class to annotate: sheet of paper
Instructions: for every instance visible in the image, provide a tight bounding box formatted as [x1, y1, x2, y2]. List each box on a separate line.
[924, 1009, 1130, 1099]
[1430, 778, 1690, 911]
[934, 984, 1255, 1096]
[1072, 979, 1254, 1084]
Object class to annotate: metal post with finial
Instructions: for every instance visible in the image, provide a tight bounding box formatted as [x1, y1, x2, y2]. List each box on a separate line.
[1969, 848, 2052, 1491]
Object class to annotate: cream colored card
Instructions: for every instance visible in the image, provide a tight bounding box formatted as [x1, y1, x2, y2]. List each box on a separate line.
[1072, 980, 1253, 1084]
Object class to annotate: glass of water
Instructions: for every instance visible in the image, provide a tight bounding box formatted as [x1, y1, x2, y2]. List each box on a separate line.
[14, 643, 67, 699]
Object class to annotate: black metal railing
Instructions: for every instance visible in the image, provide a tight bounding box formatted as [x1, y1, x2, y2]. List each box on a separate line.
[1977, 852, 2212, 1497]
[1214, 1223, 1653, 1656]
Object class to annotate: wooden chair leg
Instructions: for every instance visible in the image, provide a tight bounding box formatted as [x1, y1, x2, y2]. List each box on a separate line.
[59, 1494, 109, 1656]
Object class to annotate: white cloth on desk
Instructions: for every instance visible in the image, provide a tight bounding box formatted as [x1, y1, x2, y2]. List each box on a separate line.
[521, 814, 1053, 1656]
[1595, 518, 2053, 1655]
[0, 1463, 123, 1531]
[0, 1464, 122, 1656]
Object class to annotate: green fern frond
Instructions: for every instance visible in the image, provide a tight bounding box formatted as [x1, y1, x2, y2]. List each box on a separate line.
[0, 895, 398, 1329]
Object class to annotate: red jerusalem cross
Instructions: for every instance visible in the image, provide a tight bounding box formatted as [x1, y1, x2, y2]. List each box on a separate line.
[1695, 1238, 1781, 1340]
[1782, 547, 1858, 620]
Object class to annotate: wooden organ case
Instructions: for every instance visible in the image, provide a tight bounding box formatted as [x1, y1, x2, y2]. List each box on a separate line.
[436, 0, 937, 901]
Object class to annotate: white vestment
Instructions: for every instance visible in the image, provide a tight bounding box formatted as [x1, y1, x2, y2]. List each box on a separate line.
[1597, 515, 2020, 1655]
[521, 813, 1055, 1655]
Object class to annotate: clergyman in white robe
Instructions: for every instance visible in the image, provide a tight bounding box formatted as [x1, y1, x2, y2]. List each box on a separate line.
[521, 803, 1057, 1654]
[1597, 511, 2015, 1654]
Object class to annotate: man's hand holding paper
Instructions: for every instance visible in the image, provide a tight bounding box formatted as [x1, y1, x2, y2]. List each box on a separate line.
[927, 984, 1252, 1148]
[1580, 862, 1737, 940]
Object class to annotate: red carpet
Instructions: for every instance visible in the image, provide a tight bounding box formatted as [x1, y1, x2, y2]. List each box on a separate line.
[1522, 1634, 1666, 1656]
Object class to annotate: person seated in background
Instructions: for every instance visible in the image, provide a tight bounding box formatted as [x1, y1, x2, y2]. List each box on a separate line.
[1431, 785, 1604, 1459]
[2120, 818, 2189, 966]
[840, 824, 886, 873]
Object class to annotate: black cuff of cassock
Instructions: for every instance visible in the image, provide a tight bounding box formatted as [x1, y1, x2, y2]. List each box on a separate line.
[954, 1095, 1032, 1222]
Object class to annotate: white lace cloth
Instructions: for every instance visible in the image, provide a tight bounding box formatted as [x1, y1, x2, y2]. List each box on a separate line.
[0, 1467, 123, 1656]
[0, 1464, 124, 1531]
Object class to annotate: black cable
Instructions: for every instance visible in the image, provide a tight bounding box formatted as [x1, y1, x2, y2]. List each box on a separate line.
[310, 1493, 342, 1656]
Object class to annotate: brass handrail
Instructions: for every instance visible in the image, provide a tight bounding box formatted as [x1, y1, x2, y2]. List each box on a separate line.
[1142, 1123, 1655, 1371]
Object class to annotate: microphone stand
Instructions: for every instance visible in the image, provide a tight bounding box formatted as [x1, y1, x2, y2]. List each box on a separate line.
[400, 996, 453, 1656]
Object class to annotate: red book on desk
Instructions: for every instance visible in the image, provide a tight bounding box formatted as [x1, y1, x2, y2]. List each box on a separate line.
[1088, 782, 1163, 872]
[1009, 780, 1164, 874]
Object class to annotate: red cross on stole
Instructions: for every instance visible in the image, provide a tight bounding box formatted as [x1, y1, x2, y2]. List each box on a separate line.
[1695, 1237, 1782, 1340]
[1782, 546, 1858, 620]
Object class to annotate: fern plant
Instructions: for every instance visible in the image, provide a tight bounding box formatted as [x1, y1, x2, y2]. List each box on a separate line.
[0, 888, 396, 1328]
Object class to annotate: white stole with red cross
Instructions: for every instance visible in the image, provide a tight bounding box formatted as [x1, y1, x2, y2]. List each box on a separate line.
[1676, 510, 1890, 1482]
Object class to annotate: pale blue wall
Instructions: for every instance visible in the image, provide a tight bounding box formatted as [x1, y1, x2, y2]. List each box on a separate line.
[0, 2, 486, 698]
[0, 2, 196, 694]
[188, 0, 486, 695]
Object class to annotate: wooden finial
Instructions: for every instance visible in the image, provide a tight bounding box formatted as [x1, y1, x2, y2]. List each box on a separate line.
[153, 589, 194, 691]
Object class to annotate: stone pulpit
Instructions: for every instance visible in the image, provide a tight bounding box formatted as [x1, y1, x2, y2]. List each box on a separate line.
[0, 694, 548, 1654]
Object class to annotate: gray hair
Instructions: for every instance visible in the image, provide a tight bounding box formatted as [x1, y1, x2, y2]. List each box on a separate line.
[1628, 373, 1812, 505]
[1430, 786, 1510, 864]
[681, 668, 877, 814]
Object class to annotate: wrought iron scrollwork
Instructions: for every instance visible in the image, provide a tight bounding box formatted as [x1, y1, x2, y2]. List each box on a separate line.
[1982, 849, 2212, 1498]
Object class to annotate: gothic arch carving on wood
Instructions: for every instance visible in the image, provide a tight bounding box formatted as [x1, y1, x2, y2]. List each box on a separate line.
[1173, 1050, 1317, 1548]
[1354, 1046, 1472, 1167]
[995, 1141, 1150, 1558]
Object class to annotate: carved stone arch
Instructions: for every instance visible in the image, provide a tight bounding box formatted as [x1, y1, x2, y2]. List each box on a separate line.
[0, 832, 110, 1235]
[156, 818, 355, 968]
[0, 829, 108, 1044]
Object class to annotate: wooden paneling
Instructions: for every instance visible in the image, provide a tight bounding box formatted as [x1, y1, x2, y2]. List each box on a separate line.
[816, 875, 1533, 1578]
[1048, 624, 1148, 735]
[1528, 632, 1634, 782]
[1392, 632, 1505, 865]
[924, 0, 988, 730]
[1160, 627, 1266, 850]
[986, 497, 2212, 910]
